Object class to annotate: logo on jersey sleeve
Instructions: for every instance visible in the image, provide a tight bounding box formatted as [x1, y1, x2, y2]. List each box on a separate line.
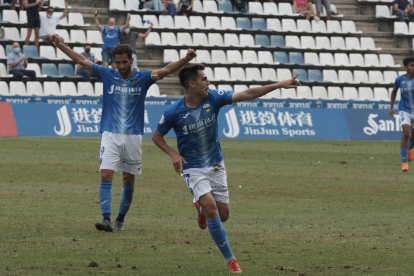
[108, 84, 114, 94]
[203, 104, 211, 113]
[159, 114, 165, 125]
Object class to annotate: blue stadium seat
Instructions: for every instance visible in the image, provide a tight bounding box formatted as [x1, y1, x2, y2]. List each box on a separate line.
[292, 69, 307, 81]
[252, 18, 266, 30]
[255, 34, 269, 47]
[42, 63, 64, 78]
[58, 63, 82, 79]
[270, 35, 285, 47]
[236, 17, 251, 29]
[218, 1, 233, 12]
[6, 45, 13, 55]
[273, 52, 289, 63]
[308, 69, 323, 82]
[23, 45, 40, 58]
[289, 52, 304, 64]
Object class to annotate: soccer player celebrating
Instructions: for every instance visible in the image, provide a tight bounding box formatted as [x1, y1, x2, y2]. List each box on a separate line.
[49, 34, 197, 231]
[390, 57, 414, 172]
[152, 64, 300, 273]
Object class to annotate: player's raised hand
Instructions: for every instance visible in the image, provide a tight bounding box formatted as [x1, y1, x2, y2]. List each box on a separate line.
[389, 108, 394, 117]
[278, 73, 301, 89]
[50, 34, 61, 47]
[95, 10, 99, 17]
[185, 49, 197, 61]
[171, 152, 188, 174]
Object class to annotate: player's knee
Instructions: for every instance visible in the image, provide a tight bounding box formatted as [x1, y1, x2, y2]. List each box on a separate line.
[101, 171, 113, 181]
[220, 213, 229, 222]
[402, 130, 410, 140]
[123, 174, 135, 185]
[202, 204, 218, 218]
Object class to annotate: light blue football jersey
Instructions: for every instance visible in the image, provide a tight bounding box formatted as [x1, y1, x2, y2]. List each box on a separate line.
[394, 74, 414, 113]
[157, 89, 233, 170]
[93, 64, 155, 134]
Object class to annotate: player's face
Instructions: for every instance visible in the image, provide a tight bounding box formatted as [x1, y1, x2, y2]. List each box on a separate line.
[114, 53, 132, 76]
[406, 62, 414, 75]
[192, 70, 210, 98]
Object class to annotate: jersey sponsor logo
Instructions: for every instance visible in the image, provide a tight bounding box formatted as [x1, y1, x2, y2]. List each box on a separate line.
[203, 104, 210, 113]
[130, 76, 137, 84]
[159, 114, 165, 125]
[108, 84, 115, 94]
[54, 105, 72, 136]
[114, 77, 120, 80]
[183, 113, 190, 119]
[218, 90, 225, 95]
[223, 108, 240, 138]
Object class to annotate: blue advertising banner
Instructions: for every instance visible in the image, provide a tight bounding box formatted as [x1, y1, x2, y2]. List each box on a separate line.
[2, 95, 399, 110]
[214, 107, 351, 140]
[343, 109, 402, 140]
[11, 104, 165, 138]
[11, 104, 351, 140]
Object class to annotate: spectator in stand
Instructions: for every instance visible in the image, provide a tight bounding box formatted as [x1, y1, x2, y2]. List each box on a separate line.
[393, 0, 414, 22]
[178, 0, 193, 17]
[162, 0, 178, 18]
[77, 44, 98, 82]
[7, 42, 36, 81]
[232, 0, 248, 13]
[119, 22, 153, 71]
[143, 0, 164, 11]
[39, 3, 68, 48]
[95, 11, 131, 70]
[24, 0, 46, 49]
[293, 0, 318, 21]
[0, 26, 5, 39]
[314, 0, 332, 20]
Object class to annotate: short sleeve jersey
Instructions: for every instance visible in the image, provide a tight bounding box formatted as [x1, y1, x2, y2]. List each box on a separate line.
[39, 15, 60, 37]
[102, 27, 121, 50]
[157, 90, 233, 170]
[394, 74, 414, 113]
[92, 63, 155, 134]
[119, 32, 139, 54]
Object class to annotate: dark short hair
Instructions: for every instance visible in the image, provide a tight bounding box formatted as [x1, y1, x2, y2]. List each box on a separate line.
[84, 44, 91, 49]
[47, 6, 54, 11]
[403, 57, 414, 67]
[112, 44, 132, 60]
[178, 64, 206, 89]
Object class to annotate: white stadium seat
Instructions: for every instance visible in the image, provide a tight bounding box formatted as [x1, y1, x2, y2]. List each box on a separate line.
[368, 70, 385, 84]
[130, 15, 143, 28]
[145, 32, 161, 45]
[0, 81, 9, 95]
[323, 70, 338, 83]
[328, 87, 343, 100]
[163, 49, 179, 63]
[2, 10, 19, 23]
[343, 87, 359, 100]
[161, 32, 178, 45]
[206, 16, 221, 29]
[20, 28, 34, 41]
[9, 81, 26, 96]
[359, 87, 374, 101]
[27, 63, 46, 78]
[243, 50, 258, 64]
[258, 51, 273, 64]
[304, 52, 319, 65]
[282, 19, 297, 32]
[361, 37, 381, 50]
[208, 33, 224, 46]
[224, 33, 239, 46]
[285, 35, 301, 48]
[95, 82, 103, 96]
[60, 82, 77, 96]
[353, 70, 369, 83]
[349, 53, 365, 66]
[109, 0, 126, 10]
[218, 85, 233, 91]
[68, 13, 90, 26]
[315, 36, 331, 49]
[249, 2, 263, 14]
[277, 68, 292, 81]
[230, 67, 246, 81]
[245, 67, 261, 80]
[312, 20, 327, 33]
[319, 53, 334, 66]
[227, 50, 243, 64]
[384, 71, 398, 83]
[263, 2, 278, 15]
[26, 81, 43, 96]
[221, 17, 238, 30]
[204, 67, 214, 80]
[364, 54, 380, 67]
[338, 70, 354, 83]
[394, 22, 408, 35]
[177, 32, 193, 45]
[279, 3, 295, 15]
[4, 27, 20, 41]
[43, 81, 61, 96]
[40, 46, 57, 59]
[331, 37, 346, 50]
[312, 86, 328, 99]
[297, 20, 312, 33]
[334, 53, 350, 66]
[234, 85, 248, 93]
[261, 68, 277, 81]
[267, 18, 281, 31]
[374, 87, 390, 101]
[212, 50, 227, 64]
[143, 15, 159, 27]
[86, 30, 103, 44]
[175, 16, 190, 29]
[214, 67, 230, 81]
[78, 82, 95, 96]
[192, 33, 208, 46]
[125, 0, 140, 11]
[196, 50, 211, 63]
[190, 16, 205, 29]
[159, 15, 175, 29]
[301, 36, 316, 49]
[148, 84, 165, 97]
[239, 34, 255, 47]
[297, 86, 312, 99]
[281, 88, 297, 99]
[203, 1, 218, 13]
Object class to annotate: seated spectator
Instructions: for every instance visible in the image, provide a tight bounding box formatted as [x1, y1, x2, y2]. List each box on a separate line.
[178, 0, 193, 16]
[119, 22, 153, 71]
[232, 0, 248, 13]
[162, 0, 177, 18]
[0, 26, 5, 39]
[76, 44, 97, 82]
[293, 0, 318, 21]
[314, 0, 332, 20]
[7, 42, 36, 81]
[39, 3, 68, 47]
[393, 0, 414, 22]
[143, 0, 164, 11]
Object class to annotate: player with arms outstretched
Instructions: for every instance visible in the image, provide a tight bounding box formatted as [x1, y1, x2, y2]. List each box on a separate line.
[152, 64, 300, 273]
[390, 57, 414, 172]
[49, 34, 197, 231]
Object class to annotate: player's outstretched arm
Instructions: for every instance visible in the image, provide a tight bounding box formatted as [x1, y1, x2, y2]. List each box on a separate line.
[389, 88, 398, 117]
[50, 34, 94, 73]
[231, 73, 301, 103]
[154, 49, 197, 80]
[152, 130, 188, 174]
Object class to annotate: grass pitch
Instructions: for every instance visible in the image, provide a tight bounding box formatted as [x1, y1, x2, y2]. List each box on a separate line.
[0, 137, 413, 276]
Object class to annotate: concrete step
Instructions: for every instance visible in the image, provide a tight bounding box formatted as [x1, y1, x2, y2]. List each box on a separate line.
[336, 5, 360, 15]
[355, 22, 379, 33]
[331, 0, 358, 4]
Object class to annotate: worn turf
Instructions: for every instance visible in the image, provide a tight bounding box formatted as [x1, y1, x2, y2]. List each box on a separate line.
[0, 137, 413, 275]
